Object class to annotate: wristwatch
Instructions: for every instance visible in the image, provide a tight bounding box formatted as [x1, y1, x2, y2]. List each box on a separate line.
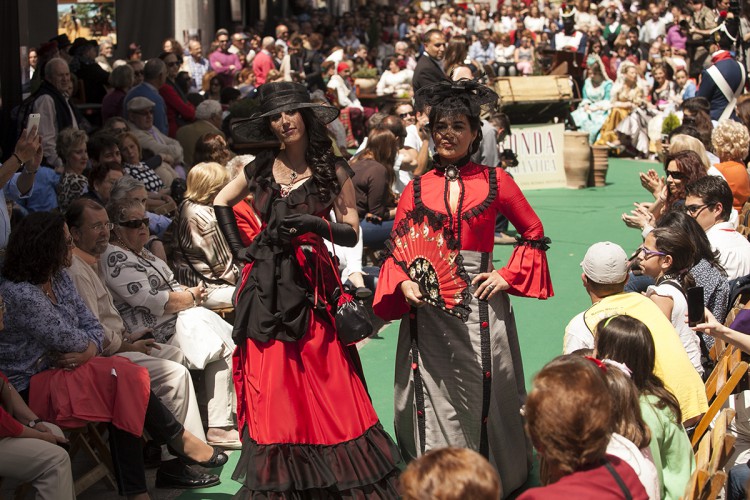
[28, 418, 42, 428]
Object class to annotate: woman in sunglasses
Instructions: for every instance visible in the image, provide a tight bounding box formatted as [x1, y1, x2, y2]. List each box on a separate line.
[623, 150, 707, 231]
[639, 225, 703, 376]
[101, 197, 240, 449]
[159, 51, 195, 138]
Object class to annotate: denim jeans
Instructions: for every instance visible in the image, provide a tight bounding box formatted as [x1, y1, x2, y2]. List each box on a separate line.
[361, 219, 394, 250]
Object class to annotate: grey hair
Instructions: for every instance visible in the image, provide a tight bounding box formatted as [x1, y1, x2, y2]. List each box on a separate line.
[109, 64, 134, 90]
[196, 100, 223, 121]
[44, 58, 68, 81]
[110, 175, 146, 204]
[143, 58, 166, 81]
[225, 154, 255, 180]
[106, 197, 145, 226]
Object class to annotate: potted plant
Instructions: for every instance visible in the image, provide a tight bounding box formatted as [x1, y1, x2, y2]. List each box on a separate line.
[352, 67, 379, 95]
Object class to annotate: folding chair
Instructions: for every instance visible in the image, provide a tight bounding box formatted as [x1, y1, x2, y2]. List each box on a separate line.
[66, 423, 117, 495]
[684, 408, 736, 500]
[692, 345, 748, 448]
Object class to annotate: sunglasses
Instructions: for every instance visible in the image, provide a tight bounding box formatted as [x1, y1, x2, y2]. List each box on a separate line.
[398, 111, 415, 118]
[665, 169, 686, 180]
[118, 217, 149, 229]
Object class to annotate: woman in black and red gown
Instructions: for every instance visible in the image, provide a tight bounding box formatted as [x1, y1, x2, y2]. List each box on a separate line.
[373, 81, 553, 498]
[214, 81, 401, 499]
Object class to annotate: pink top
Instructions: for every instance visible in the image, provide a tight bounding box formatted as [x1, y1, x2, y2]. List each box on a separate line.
[0, 371, 23, 438]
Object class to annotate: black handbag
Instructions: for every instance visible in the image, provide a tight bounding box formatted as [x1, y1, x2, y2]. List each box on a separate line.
[332, 283, 373, 345]
[321, 223, 373, 346]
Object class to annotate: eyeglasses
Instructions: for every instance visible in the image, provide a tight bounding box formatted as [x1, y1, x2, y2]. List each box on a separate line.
[398, 111, 415, 118]
[118, 218, 149, 229]
[638, 246, 666, 259]
[90, 222, 114, 231]
[665, 169, 686, 180]
[685, 203, 714, 216]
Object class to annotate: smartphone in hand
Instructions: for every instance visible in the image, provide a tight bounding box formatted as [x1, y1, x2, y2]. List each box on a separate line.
[687, 286, 705, 327]
[26, 113, 41, 134]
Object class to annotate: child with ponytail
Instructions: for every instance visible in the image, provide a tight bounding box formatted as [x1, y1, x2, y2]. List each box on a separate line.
[638, 226, 703, 375]
[600, 355, 660, 500]
[596, 315, 695, 500]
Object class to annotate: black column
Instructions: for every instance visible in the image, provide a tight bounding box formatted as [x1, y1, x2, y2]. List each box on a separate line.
[1, 0, 22, 161]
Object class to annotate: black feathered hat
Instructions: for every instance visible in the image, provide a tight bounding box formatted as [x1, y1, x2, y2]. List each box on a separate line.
[416, 80, 499, 119]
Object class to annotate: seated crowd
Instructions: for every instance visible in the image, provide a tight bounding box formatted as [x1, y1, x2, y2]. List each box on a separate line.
[4, 0, 750, 498]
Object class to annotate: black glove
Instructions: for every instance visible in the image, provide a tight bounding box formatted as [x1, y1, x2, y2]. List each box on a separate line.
[279, 213, 358, 247]
[214, 205, 250, 261]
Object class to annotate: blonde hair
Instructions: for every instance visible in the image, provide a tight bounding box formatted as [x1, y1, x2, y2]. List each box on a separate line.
[400, 447, 500, 500]
[184, 162, 229, 205]
[669, 134, 711, 171]
[56, 127, 89, 161]
[711, 120, 750, 163]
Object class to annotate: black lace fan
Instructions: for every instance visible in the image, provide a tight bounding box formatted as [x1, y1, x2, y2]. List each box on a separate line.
[386, 210, 472, 320]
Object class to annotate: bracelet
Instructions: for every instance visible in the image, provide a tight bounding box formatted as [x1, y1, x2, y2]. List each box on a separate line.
[188, 289, 197, 307]
[12, 153, 26, 167]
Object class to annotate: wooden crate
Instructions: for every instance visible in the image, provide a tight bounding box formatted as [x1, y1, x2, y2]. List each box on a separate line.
[493, 75, 573, 105]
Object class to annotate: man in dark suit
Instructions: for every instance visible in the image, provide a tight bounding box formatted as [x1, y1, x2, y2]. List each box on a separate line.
[412, 29, 448, 93]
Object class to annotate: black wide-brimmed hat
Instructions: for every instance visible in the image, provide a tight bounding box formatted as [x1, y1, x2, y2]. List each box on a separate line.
[232, 82, 339, 143]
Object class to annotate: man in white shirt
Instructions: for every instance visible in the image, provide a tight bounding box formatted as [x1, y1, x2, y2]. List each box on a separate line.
[640, 2, 668, 45]
[686, 176, 750, 279]
[30, 58, 81, 169]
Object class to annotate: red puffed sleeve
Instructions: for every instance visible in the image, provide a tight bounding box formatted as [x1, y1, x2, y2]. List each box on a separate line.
[0, 372, 23, 438]
[495, 169, 553, 299]
[373, 181, 415, 321]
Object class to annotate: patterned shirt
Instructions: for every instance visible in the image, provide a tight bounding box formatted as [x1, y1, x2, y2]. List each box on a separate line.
[101, 243, 182, 343]
[123, 162, 166, 193]
[172, 201, 239, 288]
[57, 172, 88, 213]
[183, 56, 210, 93]
[691, 258, 730, 349]
[0, 271, 104, 391]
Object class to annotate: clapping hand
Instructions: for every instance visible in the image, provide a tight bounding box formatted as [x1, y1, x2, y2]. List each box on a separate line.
[639, 169, 664, 195]
[621, 202, 655, 230]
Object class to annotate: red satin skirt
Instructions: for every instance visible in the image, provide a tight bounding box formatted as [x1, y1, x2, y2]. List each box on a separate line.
[231, 308, 401, 498]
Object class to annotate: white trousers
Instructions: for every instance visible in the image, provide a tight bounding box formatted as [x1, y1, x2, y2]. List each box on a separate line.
[0, 423, 75, 500]
[116, 343, 206, 459]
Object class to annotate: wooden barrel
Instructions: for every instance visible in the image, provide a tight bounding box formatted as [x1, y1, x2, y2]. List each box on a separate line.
[591, 145, 610, 187]
[563, 131, 591, 189]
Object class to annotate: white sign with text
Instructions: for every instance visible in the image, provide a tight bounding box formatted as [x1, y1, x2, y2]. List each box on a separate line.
[503, 122, 567, 190]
